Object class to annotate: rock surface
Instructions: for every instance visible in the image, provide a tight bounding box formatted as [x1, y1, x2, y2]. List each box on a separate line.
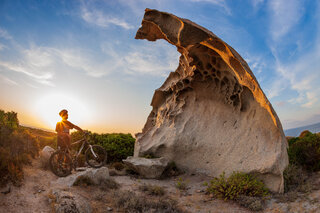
[51, 167, 110, 187]
[39, 146, 55, 169]
[134, 9, 288, 193]
[123, 156, 169, 178]
[50, 189, 92, 213]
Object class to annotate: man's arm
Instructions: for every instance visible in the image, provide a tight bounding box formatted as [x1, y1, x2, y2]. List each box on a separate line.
[66, 121, 83, 132]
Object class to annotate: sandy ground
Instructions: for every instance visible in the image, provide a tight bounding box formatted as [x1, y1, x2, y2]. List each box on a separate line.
[1, 158, 320, 213]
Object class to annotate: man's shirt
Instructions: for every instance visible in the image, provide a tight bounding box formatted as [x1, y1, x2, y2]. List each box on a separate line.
[55, 120, 76, 134]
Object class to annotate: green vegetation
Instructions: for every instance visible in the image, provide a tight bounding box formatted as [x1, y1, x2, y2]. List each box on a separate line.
[175, 177, 187, 190]
[71, 131, 135, 163]
[287, 132, 320, 172]
[206, 172, 269, 201]
[0, 110, 39, 186]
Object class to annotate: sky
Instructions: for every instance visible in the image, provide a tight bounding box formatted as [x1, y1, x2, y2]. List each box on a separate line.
[0, 0, 319, 134]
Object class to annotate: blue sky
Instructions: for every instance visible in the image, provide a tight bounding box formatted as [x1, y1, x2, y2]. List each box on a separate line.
[0, 0, 319, 133]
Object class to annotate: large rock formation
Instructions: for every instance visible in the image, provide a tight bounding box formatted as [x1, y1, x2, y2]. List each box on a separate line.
[134, 9, 289, 193]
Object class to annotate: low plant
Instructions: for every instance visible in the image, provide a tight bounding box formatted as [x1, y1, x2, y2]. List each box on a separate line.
[113, 190, 183, 213]
[206, 172, 269, 201]
[139, 184, 165, 196]
[175, 177, 187, 190]
[283, 164, 309, 192]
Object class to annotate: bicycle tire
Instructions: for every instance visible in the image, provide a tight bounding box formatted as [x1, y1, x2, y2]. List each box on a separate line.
[85, 145, 107, 168]
[49, 150, 72, 177]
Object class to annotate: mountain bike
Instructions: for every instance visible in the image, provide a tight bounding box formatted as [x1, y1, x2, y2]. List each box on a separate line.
[49, 132, 107, 177]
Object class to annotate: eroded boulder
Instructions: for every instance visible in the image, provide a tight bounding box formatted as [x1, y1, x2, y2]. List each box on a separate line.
[123, 156, 169, 178]
[134, 9, 288, 193]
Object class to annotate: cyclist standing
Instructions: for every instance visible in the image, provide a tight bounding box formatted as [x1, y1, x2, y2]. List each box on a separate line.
[56, 109, 83, 149]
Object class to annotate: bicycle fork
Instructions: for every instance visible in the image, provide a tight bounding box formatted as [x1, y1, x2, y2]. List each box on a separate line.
[89, 145, 98, 158]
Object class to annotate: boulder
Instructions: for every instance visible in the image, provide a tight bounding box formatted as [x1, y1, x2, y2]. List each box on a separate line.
[51, 167, 110, 187]
[134, 9, 288, 193]
[39, 146, 55, 169]
[123, 156, 169, 178]
[49, 189, 92, 213]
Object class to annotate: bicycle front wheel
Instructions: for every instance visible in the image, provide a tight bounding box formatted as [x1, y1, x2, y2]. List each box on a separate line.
[49, 150, 72, 177]
[85, 145, 107, 168]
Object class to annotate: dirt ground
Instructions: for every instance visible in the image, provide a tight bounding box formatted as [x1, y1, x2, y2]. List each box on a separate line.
[1, 158, 320, 213]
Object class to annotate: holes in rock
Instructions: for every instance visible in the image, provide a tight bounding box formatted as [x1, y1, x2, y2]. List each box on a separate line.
[203, 71, 208, 75]
[220, 81, 226, 90]
[230, 95, 237, 101]
[211, 67, 216, 73]
[206, 63, 212, 70]
[216, 70, 221, 78]
[176, 81, 183, 90]
[183, 79, 190, 84]
[214, 78, 219, 86]
[222, 76, 229, 84]
[197, 61, 203, 70]
[211, 57, 216, 64]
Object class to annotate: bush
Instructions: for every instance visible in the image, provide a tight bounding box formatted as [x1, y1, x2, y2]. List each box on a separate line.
[206, 172, 269, 201]
[0, 110, 40, 186]
[113, 190, 183, 213]
[175, 177, 187, 190]
[71, 131, 135, 163]
[139, 184, 165, 196]
[287, 132, 320, 172]
[283, 164, 308, 192]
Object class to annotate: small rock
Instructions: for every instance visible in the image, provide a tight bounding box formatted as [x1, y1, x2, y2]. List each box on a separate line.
[123, 156, 169, 179]
[107, 207, 113, 211]
[1, 185, 11, 195]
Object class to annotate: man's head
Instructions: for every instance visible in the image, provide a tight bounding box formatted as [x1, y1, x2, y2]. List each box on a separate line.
[59, 109, 68, 120]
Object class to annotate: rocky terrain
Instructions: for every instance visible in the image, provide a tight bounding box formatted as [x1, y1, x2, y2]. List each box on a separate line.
[1, 153, 320, 213]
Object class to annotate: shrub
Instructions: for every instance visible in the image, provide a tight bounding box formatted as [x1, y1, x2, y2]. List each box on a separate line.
[283, 164, 308, 192]
[139, 184, 165, 196]
[206, 172, 269, 201]
[287, 133, 320, 172]
[175, 177, 187, 190]
[0, 110, 40, 186]
[113, 190, 183, 213]
[71, 131, 135, 163]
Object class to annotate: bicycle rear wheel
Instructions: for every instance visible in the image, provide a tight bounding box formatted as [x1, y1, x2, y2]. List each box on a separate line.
[85, 145, 107, 168]
[49, 150, 72, 177]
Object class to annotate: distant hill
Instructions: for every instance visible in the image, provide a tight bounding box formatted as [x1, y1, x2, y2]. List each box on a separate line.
[284, 122, 320, 137]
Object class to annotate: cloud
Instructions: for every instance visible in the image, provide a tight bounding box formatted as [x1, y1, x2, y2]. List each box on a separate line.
[100, 41, 179, 78]
[0, 27, 13, 40]
[189, 0, 231, 15]
[0, 73, 18, 86]
[268, 0, 303, 41]
[80, 5, 133, 30]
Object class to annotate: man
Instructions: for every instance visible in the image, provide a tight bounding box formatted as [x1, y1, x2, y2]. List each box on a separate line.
[55, 109, 83, 149]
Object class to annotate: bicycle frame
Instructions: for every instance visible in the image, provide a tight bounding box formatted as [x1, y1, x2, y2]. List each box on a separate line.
[71, 138, 97, 162]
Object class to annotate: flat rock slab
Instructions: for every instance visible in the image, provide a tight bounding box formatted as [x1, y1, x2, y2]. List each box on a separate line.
[51, 167, 109, 187]
[123, 156, 169, 179]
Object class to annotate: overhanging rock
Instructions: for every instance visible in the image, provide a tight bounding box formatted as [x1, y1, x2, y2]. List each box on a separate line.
[134, 9, 288, 193]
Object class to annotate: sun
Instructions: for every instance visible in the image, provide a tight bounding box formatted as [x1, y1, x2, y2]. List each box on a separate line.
[35, 93, 91, 130]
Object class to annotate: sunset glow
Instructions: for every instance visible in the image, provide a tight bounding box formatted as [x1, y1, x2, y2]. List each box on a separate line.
[35, 93, 91, 129]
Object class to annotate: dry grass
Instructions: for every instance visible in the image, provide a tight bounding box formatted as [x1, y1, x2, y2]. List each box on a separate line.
[113, 190, 184, 213]
[138, 184, 166, 196]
